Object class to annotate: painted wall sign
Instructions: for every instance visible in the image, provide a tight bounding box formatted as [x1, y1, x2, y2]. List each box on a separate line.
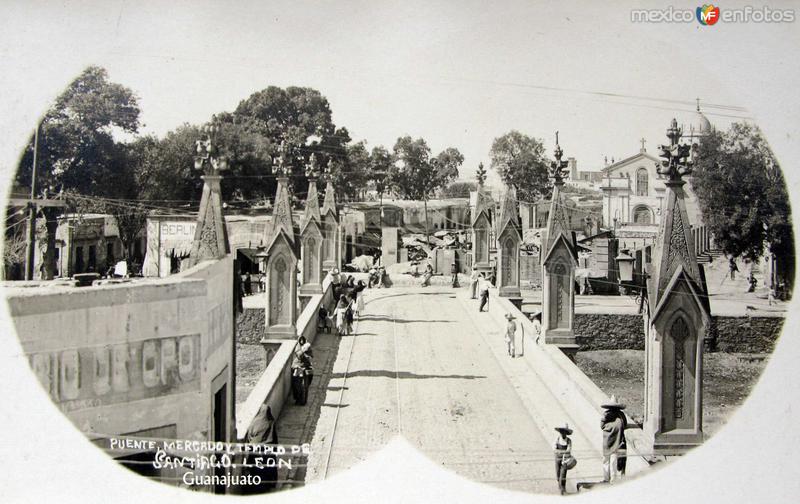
[28, 334, 201, 413]
[160, 222, 197, 241]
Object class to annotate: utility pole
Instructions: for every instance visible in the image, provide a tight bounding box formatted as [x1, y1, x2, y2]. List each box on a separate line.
[24, 125, 39, 280]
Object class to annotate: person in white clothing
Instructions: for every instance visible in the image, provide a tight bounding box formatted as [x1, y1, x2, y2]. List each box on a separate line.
[504, 313, 517, 357]
[478, 274, 491, 312]
[469, 265, 480, 299]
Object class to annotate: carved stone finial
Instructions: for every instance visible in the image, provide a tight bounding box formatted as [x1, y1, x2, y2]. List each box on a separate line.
[305, 153, 320, 179]
[272, 140, 293, 177]
[656, 118, 695, 183]
[476, 162, 487, 186]
[324, 158, 335, 182]
[193, 116, 229, 176]
[549, 131, 570, 185]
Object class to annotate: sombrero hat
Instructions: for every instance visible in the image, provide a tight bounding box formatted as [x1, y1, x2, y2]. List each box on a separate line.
[555, 423, 573, 435]
[601, 394, 626, 410]
[504, 313, 516, 320]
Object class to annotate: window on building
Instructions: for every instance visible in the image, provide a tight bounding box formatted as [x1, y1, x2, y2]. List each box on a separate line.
[633, 206, 652, 224]
[636, 168, 649, 196]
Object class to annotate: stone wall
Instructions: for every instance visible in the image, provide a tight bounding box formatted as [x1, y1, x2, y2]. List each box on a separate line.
[575, 313, 646, 350]
[6, 255, 236, 445]
[707, 316, 785, 353]
[237, 308, 265, 344]
[574, 313, 785, 353]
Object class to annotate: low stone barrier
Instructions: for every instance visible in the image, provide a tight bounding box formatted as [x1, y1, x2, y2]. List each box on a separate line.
[235, 276, 334, 440]
[707, 315, 785, 353]
[486, 291, 652, 477]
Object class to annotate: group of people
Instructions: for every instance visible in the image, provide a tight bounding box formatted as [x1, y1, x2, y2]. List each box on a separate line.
[552, 395, 628, 495]
[320, 268, 367, 337]
[240, 271, 266, 297]
[468, 266, 493, 311]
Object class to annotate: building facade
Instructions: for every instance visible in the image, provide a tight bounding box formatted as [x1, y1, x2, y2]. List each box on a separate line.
[600, 107, 711, 231]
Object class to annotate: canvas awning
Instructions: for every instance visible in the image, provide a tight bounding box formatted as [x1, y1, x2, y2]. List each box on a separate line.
[164, 242, 192, 258]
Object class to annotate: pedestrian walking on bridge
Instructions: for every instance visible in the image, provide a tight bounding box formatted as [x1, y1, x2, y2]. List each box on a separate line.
[478, 274, 490, 312]
[554, 423, 575, 495]
[601, 395, 627, 483]
[469, 265, 479, 299]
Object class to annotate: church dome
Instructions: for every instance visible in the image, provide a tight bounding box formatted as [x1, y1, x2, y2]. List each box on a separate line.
[682, 99, 712, 140]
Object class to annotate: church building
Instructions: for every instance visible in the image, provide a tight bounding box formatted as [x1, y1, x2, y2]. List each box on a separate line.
[600, 103, 711, 231]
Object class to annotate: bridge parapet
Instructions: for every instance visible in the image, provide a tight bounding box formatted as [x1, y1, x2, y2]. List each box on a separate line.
[483, 289, 653, 478]
[236, 275, 334, 440]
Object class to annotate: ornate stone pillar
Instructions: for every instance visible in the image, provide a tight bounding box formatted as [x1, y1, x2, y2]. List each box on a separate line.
[321, 159, 340, 277]
[299, 154, 324, 309]
[541, 133, 578, 348]
[188, 118, 230, 267]
[643, 119, 710, 451]
[262, 141, 299, 340]
[471, 168, 492, 275]
[496, 185, 521, 303]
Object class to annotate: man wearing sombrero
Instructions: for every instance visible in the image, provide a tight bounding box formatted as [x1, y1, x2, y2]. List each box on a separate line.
[600, 395, 627, 483]
[553, 423, 574, 495]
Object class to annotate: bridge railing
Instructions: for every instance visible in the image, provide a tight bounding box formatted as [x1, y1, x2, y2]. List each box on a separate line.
[235, 276, 335, 441]
[486, 291, 652, 477]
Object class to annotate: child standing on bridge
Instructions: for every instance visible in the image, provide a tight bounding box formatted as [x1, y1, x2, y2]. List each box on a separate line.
[504, 313, 517, 357]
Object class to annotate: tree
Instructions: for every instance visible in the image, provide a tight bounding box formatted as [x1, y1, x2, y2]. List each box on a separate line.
[390, 137, 462, 200]
[367, 146, 395, 197]
[691, 122, 794, 293]
[14, 66, 141, 279]
[390, 136, 464, 241]
[442, 181, 477, 198]
[122, 86, 372, 209]
[233, 86, 347, 200]
[489, 131, 551, 203]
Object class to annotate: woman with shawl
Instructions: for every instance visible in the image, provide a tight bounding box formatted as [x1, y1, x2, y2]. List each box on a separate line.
[243, 403, 278, 493]
[330, 296, 349, 336]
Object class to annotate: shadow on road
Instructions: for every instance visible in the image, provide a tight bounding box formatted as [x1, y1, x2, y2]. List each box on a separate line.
[360, 315, 455, 324]
[330, 369, 486, 380]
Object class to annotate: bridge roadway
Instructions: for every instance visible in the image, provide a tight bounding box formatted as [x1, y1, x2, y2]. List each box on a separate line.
[279, 286, 604, 494]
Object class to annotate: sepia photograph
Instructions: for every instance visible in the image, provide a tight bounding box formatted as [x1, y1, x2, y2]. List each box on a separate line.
[1, 1, 798, 503]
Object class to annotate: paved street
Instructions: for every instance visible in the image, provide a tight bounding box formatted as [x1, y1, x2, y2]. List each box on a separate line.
[286, 286, 601, 495]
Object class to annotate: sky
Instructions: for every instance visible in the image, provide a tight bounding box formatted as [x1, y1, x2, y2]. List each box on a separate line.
[1, 0, 798, 187]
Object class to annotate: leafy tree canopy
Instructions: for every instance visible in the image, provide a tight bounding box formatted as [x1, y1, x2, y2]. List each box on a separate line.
[15, 65, 141, 199]
[390, 136, 463, 200]
[489, 130, 551, 203]
[691, 122, 793, 262]
[442, 180, 477, 199]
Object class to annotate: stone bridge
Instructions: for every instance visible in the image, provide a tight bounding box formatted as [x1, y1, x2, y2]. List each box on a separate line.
[238, 283, 651, 495]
